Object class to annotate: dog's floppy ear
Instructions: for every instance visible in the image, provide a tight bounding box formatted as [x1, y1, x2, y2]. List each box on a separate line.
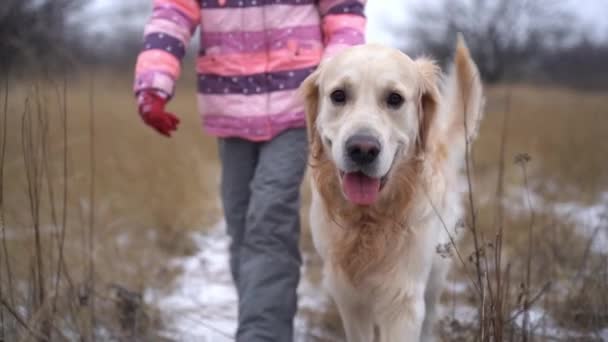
[415, 57, 440, 154]
[299, 68, 323, 159]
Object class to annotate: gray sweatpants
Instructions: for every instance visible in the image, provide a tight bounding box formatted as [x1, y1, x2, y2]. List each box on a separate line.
[218, 127, 308, 342]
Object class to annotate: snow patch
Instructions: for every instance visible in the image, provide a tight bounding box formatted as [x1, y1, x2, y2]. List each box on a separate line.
[149, 221, 338, 341]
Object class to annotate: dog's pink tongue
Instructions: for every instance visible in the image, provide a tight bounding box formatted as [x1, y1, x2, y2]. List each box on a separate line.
[342, 172, 381, 205]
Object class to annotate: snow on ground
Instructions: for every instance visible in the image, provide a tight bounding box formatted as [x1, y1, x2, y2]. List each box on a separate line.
[148, 220, 338, 342]
[511, 307, 608, 341]
[505, 188, 608, 253]
[151, 221, 237, 341]
[147, 187, 607, 341]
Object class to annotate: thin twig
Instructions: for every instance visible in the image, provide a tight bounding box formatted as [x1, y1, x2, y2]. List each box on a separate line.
[88, 72, 97, 341]
[516, 154, 535, 342]
[423, 188, 481, 296]
[60, 76, 69, 289]
[0, 67, 5, 342]
[571, 218, 605, 287]
[49, 78, 70, 339]
[44, 83, 61, 319]
[507, 281, 551, 324]
[461, 67, 485, 340]
[0, 222, 3, 342]
[0, 296, 46, 341]
[22, 92, 50, 341]
[0, 69, 15, 309]
[49, 80, 76, 296]
[14, 294, 71, 342]
[491, 86, 512, 340]
[35, 82, 55, 341]
[481, 229, 495, 338]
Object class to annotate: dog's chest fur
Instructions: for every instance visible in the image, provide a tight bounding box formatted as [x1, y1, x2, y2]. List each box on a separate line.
[308, 173, 450, 295]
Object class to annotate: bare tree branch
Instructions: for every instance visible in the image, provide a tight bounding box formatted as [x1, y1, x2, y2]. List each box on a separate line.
[407, 0, 574, 83]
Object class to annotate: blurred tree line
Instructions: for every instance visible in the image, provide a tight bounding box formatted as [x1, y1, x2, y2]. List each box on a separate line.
[1, 0, 608, 89]
[405, 0, 608, 89]
[0, 0, 148, 74]
[0, 0, 85, 71]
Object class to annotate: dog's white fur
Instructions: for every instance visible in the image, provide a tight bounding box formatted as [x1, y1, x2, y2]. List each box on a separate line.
[300, 36, 484, 342]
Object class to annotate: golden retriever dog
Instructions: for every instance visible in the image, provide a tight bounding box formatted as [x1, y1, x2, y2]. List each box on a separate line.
[300, 36, 484, 342]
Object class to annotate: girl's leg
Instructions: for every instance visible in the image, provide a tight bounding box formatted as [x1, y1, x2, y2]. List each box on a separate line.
[217, 138, 259, 289]
[236, 128, 308, 342]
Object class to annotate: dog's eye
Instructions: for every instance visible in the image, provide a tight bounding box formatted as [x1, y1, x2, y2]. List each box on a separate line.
[330, 89, 347, 105]
[386, 92, 404, 108]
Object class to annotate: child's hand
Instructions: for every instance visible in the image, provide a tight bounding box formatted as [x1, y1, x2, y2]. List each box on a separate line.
[137, 91, 180, 137]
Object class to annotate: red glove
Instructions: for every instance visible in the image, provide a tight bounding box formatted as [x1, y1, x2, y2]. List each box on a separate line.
[137, 91, 180, 137]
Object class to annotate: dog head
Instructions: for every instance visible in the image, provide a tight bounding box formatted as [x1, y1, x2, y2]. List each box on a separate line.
[301, 44, 440, 206]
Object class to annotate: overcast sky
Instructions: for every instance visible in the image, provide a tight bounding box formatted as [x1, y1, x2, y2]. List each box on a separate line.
[365, 0, 608, 46]
[86, 0, 607, 47]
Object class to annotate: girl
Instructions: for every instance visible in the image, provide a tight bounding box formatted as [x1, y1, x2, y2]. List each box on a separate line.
[133, 1, 366, 340]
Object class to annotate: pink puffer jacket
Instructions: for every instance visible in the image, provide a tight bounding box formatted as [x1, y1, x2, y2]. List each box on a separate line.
[134, 0, 367, 141]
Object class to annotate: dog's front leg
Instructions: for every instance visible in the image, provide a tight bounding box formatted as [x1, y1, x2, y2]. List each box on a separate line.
[420, 256, 450, 342]
[377, 297, 425, 342]
[334, 299, 375, 342]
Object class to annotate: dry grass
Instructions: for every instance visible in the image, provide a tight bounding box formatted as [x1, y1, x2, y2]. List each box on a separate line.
[1, 68, 220, 340]
[438, 83, 608, 341]
[1, 68, 607, 341]
[475, 84, 608, 201]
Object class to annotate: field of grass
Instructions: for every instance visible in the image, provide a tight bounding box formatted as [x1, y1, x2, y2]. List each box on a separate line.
[1, 69, 607, 341]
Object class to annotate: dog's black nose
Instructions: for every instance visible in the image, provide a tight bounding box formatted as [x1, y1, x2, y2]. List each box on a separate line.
[346, 134, 381, 165]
